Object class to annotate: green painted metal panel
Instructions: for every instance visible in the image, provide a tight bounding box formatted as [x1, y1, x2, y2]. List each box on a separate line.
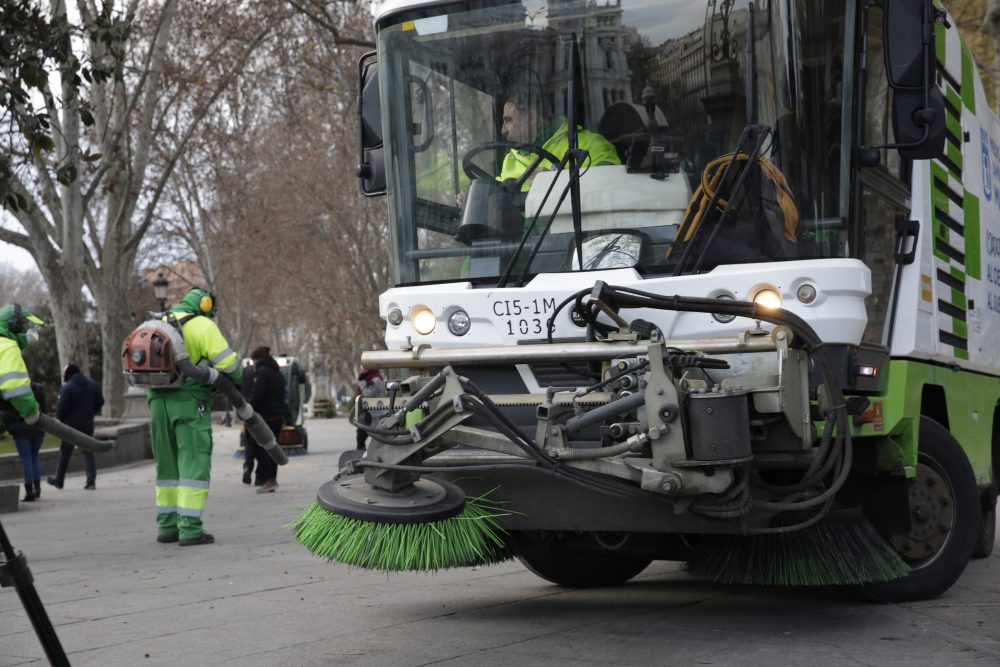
[964, 191, 981, 279]
[962, 43, 977, 112]
[876, 360, 996, 485]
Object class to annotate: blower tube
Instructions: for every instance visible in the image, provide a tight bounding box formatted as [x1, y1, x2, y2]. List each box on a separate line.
[35, 413, 113, 453]
[144, 320, 288, 466]
[0, 401, 113, 453]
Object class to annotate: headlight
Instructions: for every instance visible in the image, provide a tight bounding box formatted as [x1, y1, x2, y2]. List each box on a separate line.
[411, 307, 436, 335]
[712, 294, 736, 323]
[796, 284, 817, 304]
[447, 309, 471, 336]
[752, 287, 782, 310]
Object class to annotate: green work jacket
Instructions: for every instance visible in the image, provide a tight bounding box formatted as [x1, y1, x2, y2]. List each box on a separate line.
[148, 313, 242, 401]
[499, 119, 621, 189]
[0, 335, 38, 419]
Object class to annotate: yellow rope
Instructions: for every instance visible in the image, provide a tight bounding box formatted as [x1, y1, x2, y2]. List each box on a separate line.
[668, 153, 799, 259]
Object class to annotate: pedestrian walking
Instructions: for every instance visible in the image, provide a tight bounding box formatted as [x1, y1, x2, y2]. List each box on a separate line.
[247, 346, 287, 493]
[48, 363, 104, 490]
[241, 360, 256, 485]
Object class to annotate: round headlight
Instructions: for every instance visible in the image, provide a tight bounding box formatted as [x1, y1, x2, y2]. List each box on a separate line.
[411, 307, 436, 335]
[447, 310, 471, 336]
[712, 294, 736, 323]
[752, 288, 782, 310]
[387, 308, 403, 326]
[796, 284, 817, 304]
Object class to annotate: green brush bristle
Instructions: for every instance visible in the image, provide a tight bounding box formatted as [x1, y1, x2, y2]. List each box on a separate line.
[686, 513, 911, 586]
[292, 494, 513, 571]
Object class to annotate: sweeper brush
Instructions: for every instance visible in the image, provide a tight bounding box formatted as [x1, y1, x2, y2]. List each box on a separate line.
[292, 475, 512, 571]
[685, 509, 911, 586]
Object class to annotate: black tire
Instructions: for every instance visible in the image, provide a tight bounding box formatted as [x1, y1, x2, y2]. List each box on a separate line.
[972, 488, 996, 559]
[862, 417, 979, 602]
[509, 531, 651, 588]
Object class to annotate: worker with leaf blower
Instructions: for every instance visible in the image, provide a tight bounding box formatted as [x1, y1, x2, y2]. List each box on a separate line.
[0, 304, 47, 503]
[148, 288, 241, 547]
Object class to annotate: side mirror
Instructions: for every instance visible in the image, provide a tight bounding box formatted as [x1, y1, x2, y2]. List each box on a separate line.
[357, 51, 386, 197]
[885, 0, 928, 90]
[883, 0, 946, 160]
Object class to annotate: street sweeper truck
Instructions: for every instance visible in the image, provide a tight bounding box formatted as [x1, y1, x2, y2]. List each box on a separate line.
[294, 0, 1000, 601]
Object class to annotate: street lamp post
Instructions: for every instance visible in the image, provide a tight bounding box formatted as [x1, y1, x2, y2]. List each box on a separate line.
[153, 272, 169, 312]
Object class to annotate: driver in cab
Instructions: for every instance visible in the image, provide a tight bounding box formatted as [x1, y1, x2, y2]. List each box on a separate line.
[498, 95, 621, 189]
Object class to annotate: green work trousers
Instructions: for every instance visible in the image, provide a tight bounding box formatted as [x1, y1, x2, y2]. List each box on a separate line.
[149, 392, 213, 540]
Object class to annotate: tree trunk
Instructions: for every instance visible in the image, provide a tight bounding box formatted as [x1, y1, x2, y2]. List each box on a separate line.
[94, 263, 135, 417]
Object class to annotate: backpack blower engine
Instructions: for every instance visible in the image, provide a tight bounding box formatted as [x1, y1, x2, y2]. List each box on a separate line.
[121, 319, 288, 466]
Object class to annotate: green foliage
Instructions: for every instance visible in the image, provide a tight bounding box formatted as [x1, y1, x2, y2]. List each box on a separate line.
[0, 0, 131, 211]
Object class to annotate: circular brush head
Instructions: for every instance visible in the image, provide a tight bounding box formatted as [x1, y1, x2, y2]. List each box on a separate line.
[292, 474, 512, 571]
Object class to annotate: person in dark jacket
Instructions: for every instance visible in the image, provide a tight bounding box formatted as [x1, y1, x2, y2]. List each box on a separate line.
[355, 368, 384, 451]
[240, 361, 257, 485]
[247, 346, 287, 493]
[10, 383, 47, 501]
[47, 363, 104, 490]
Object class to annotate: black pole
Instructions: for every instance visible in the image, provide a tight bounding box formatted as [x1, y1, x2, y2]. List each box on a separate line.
[0, 520, 71, 666]
[566, 32, 584, 271]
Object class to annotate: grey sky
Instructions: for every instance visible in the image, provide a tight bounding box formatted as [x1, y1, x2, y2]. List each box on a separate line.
[620, 0, 709, 46]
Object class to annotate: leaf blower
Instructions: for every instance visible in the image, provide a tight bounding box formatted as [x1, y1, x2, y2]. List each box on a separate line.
[122, 319, 287, 466]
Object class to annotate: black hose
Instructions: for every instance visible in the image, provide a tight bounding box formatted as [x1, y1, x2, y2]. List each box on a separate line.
[591, 284, 852, 528]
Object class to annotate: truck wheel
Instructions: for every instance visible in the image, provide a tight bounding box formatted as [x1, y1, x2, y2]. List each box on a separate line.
[862, 417, 979, 602]
[972, 488, 996, 559]
[509, 531, 651, 588]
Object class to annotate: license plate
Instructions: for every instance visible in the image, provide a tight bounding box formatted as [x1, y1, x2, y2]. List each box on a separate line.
[491, 297, 557, 337]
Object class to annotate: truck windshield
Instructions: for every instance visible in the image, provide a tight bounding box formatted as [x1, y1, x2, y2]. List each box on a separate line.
[379, 0, 850, 286]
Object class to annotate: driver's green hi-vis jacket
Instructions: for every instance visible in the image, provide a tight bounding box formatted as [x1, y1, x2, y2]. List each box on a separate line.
[499, 119, 621, 189]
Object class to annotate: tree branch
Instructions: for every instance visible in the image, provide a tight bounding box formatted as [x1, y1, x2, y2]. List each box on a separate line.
[286, 0, 375, 48]
[123, 22, 278, 253]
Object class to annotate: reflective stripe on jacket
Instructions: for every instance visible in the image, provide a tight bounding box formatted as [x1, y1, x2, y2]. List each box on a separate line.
[0, 336, 38, 419]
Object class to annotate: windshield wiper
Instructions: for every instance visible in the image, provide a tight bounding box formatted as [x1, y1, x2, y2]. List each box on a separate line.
[497, 33, 587, 288]
[496, 154, 571, 288]
[671, 2, 773, 276]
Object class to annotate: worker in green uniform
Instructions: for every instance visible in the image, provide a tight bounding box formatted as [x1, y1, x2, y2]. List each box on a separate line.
[0, 303, 45, 453]
[148, 288, 241, 546]
[498, 95, 621, 187]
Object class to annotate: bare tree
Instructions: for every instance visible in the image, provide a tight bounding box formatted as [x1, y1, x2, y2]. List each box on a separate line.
[1, 1, 287, 415]
[162, 4, 388, 390]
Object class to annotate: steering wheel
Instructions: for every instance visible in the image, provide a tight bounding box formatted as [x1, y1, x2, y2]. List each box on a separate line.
[462, 141, 562, 192]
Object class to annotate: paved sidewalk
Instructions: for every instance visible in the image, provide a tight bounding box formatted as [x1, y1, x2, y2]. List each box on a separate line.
[2, 418, 1000, 666]
[1, 418, 368, 665]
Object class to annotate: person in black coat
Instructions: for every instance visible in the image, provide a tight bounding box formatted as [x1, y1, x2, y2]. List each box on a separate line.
[47, 363, 105, 490]
[248, 346, 287, 493]
[240, 362, 257, 485]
